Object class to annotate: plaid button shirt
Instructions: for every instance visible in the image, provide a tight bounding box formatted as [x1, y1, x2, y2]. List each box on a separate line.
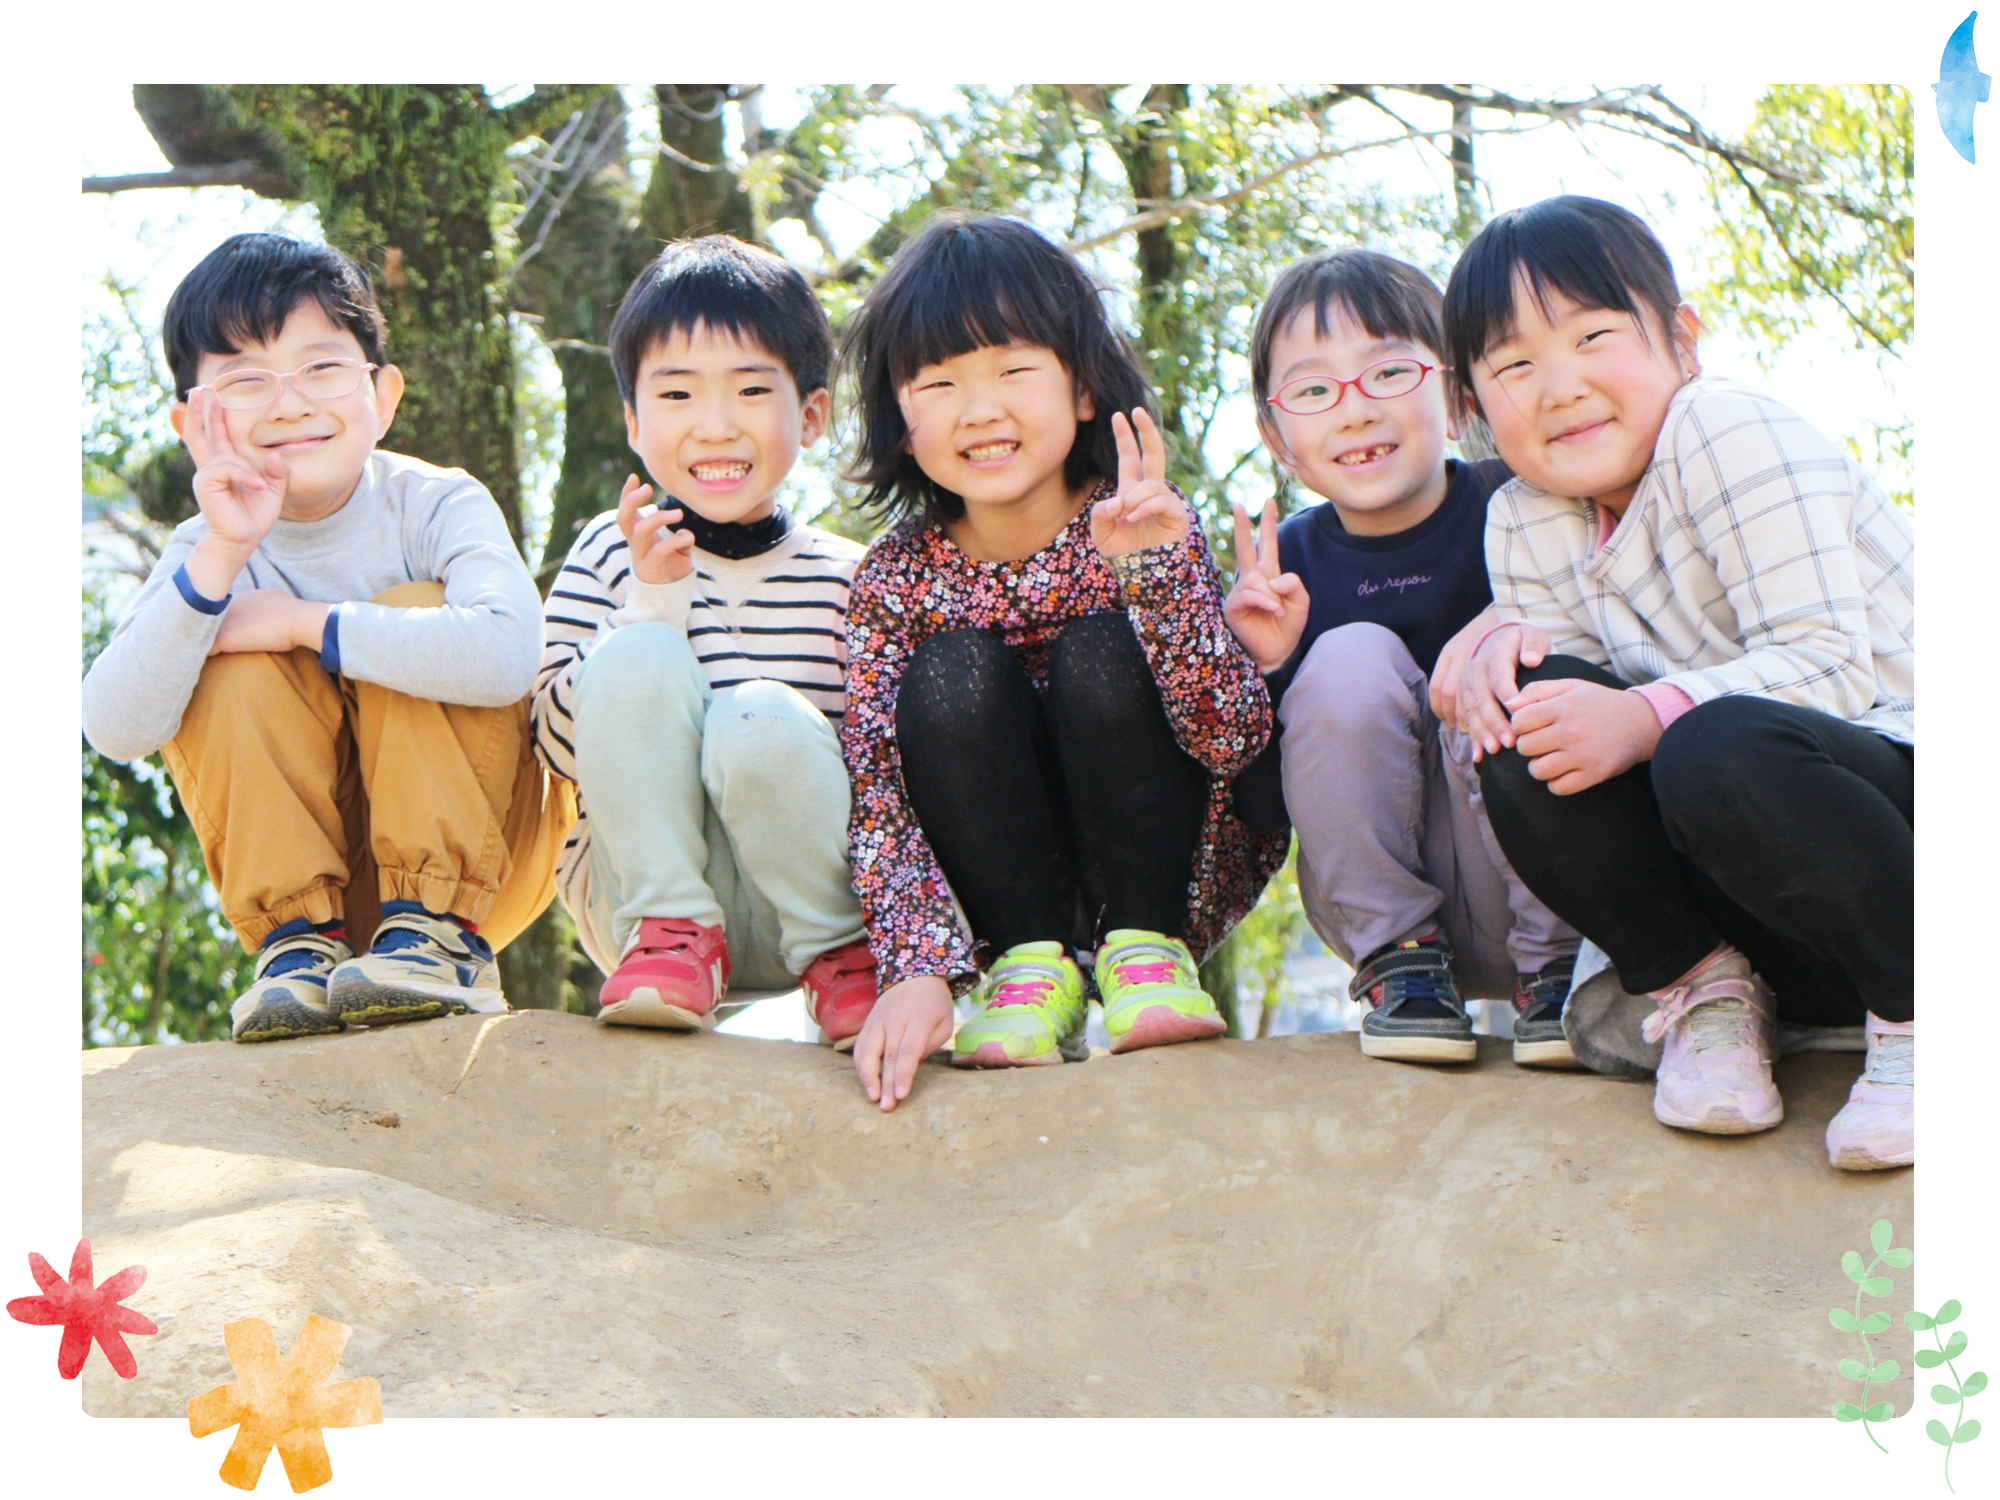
[1486, 378, 1915, 744]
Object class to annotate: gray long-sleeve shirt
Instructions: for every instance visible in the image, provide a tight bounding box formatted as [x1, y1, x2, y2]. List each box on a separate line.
[83, 449, 542, 762]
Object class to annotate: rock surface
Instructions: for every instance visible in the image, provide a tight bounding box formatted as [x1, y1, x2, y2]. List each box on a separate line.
[82, 1012, 1910, 1417]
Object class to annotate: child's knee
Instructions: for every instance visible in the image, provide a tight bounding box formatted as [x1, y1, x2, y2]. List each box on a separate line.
[901, 628, 1023, 737]
[369, 580, 447, 609]
[572, 623, 704, 725]
[1650, 697, 1784, 820]
[1285, 623, 1423, 730]
[702, 682, 840, 799]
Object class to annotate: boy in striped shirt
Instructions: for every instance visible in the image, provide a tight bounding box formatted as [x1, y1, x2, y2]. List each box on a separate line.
[531, 237, 876, 1045]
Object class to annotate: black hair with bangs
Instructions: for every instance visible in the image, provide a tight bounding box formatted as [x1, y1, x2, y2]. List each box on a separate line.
[163, 233, 388, 401]
[840, 212, 1155, 527]
[1442, 195, 1682, 412]
[609, 235, 833, 406]
[1251, 248, 1445, 402]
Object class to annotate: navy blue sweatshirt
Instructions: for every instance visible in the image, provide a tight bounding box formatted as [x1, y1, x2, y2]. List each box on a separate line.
[1235, 457, 1511, 832]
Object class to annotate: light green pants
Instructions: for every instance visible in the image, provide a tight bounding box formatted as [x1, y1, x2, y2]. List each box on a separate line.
[569, 623, 864, 989]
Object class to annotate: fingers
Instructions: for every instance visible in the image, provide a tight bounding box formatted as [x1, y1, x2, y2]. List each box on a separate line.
[854, 1016, 887, 1104]
[616, 474, 654, 540]
[1111, 410, 1139, 494]
[1259, 494, 1280, 560]
[1519, 624, 1551, 668]
[1130, 407, 1167, 482]
[1231, 502, 1257, 576]
[1502, 678, 1570, 713]
[1116, 492, 1178, 529]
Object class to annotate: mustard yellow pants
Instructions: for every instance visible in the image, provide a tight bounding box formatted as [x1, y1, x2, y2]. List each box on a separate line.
[159, 582, 574, 955]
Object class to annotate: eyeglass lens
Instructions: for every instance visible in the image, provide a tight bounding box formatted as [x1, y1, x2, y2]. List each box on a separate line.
[1280, 360, 1428, 414]
[209, 360, 370, 410]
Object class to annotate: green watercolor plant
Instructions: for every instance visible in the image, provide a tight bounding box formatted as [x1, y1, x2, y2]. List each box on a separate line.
[1908, 1298, 1983, 1495]
[1831, 1218, 1911, 1451]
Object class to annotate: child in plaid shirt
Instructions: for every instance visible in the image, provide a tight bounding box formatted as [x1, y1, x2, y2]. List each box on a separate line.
[1443, 196, 1914, 1172]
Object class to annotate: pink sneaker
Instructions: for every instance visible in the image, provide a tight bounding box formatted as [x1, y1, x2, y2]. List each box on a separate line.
[801, 939, 878, 1053]
[1826, 1014, 1913, 1170]
[598, 918, 730, 1029]
[1643, 954, 1783, 1134]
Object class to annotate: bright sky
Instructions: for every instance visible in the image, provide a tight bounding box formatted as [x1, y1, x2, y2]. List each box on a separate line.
[62, 82, 1912, 1048]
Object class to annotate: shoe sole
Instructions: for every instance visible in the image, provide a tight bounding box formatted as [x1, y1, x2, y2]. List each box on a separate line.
[1830, 1144, 1914, 1171]
[331, 981, 506, 1027]
[233, 1002, 347, 1043]
[1360, 1031, 1477, 1063]
[1106, 1006, 1227, 1054]
[1653, 1097, 1784, 1134]
[598, 991, 717, 1030]
[1513, 1036, 1584, 1068]
[952, 1039, 1066, 1068]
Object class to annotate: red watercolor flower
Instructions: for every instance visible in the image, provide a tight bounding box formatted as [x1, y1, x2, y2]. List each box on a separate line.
[7, 1237, 157, 1379]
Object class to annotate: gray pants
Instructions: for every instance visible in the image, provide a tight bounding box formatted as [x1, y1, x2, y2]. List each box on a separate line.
[1279, 623, 1576, 999]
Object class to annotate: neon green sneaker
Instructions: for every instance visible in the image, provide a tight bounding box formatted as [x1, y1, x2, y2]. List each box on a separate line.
[952, 941, 1089, 1068]
[1095, 929, 1227, 1054]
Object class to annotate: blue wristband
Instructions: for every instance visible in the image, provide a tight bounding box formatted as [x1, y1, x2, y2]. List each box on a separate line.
[318, 608, 343, 676]
[172, 563, 230, 616]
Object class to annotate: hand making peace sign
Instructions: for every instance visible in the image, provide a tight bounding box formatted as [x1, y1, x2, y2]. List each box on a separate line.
[1222, 498, 1310, 674]
[177, 386, 287, 556]
[1091, 408, 1193, 559]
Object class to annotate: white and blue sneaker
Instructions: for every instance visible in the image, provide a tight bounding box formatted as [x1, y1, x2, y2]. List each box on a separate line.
[328, 902, 506, 1026]
[231, 920, 352, 1043]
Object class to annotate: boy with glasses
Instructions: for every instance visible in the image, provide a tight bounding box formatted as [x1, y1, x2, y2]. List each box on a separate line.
[82, 232, 572, 1042]
[1225, 249, 1579, 1066]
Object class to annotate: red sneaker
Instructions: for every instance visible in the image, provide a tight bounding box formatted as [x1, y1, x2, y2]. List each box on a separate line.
[598, 918, 730, 1030]
[800, 939, 878, 1052]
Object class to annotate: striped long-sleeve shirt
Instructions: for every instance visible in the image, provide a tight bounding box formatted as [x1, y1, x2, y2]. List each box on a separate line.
[1486, 378, 1915, 744]
[531, 507, 864, 914]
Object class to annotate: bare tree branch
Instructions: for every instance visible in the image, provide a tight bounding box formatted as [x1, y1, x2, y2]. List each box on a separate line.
[83, 163, 265, 194]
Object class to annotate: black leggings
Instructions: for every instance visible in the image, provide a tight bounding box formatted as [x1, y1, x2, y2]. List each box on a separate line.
[1476, 657, 1913, 1025]
[895, 614, 1211, 958]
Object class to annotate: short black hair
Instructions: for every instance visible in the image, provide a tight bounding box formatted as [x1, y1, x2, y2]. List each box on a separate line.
[1443, 195, 1682, 411]
[1250, 248, 1445, 402]
[162, 233, 388, 401]
[840, 212, 1155, 527]
[609, 236, 833, 407]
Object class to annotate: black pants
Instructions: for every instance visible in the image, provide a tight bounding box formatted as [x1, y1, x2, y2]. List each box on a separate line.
[1476, 657, 1913, 1025]
[895, 615, 1211, 958]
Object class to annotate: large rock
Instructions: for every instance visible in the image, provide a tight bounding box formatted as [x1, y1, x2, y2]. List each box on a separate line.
[82, 1013, 1910, 1416]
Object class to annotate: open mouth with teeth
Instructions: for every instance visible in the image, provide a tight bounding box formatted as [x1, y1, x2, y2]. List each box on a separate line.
[1335, 443, 1396, 466]
[689, 461, 752, 482]
[961, 441, 1020, 463]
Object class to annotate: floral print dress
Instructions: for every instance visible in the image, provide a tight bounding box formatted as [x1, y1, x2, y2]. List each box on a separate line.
[841, 483, 1288, 992]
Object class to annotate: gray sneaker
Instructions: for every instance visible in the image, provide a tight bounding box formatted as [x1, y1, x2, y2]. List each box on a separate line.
[1512, 957, 1582, 1068]
[1351, 936, 1475, 1063]
[231, 922, 353, 1043]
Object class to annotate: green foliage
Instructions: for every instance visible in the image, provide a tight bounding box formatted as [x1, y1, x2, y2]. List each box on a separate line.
[1909, 1299, 1982, 1492]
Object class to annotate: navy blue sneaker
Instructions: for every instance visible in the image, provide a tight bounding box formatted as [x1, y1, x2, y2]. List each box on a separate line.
[1351, 934, 1475, 1063]
[1512, 956, 1582, 1068]
[232, 920, 352, 1043]
[328, 903, 505, 1025]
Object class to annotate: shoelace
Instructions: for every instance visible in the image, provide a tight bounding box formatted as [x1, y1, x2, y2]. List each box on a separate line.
[1643, 978, 1760, 1049]
[1112, 959, 1178, 986]
[991, 963, 1067, 1008]
[1863, 1030, 1914, 1087]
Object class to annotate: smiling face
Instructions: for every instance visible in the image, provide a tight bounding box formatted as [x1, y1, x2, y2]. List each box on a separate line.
[1469, 276, 1700, 517]
[175, 301, 403, 523]
[624, 325, 829, 525]
[1257, 306, 1453, 538]
[897, 341, 1095, 528]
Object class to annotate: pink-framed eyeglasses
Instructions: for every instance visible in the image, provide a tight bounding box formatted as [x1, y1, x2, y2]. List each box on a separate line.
[195, 358, 379, 411]
[1265, 358, 1446, 416]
